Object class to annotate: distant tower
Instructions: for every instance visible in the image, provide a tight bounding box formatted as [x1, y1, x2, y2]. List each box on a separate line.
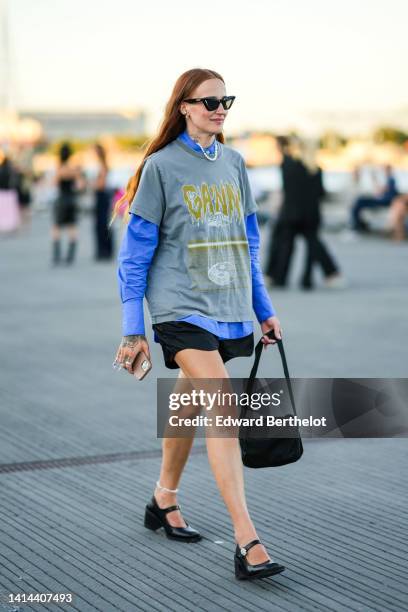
[0, 0, 12, 111]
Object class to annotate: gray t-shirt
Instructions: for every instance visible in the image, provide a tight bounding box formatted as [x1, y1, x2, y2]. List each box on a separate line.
[130, 139, 258, 325]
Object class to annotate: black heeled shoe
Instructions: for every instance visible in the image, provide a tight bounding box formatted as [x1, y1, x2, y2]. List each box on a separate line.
[144, 496, 202, 542]
[234, 539, 285, 580]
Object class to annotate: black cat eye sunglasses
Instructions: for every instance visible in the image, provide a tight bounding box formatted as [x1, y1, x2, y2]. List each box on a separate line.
[183, 96, 236, 112]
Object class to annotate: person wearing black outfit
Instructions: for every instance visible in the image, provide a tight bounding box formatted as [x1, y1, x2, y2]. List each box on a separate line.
[51, 142, 84, 266]
[301, 157, 343, 288]
[93, 143, 114, 260]
[265, 137, 342, 289]
[265, 136, 307, 286]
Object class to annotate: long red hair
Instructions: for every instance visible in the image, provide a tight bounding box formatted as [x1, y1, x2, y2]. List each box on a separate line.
[110, 68, 225, 225]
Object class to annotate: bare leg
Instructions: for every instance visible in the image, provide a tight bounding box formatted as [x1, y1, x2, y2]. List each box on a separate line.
[389, 196, 408, 241]
[50, 225, 62, 264]
[51, 225, 61, 241]
[174, 348, 271, 565]
[154, 369, 196, 528]
[66, 224, 78, 241]
[20, 207, 32, 232]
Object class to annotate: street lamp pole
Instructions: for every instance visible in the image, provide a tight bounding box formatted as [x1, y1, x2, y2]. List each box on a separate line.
[0, 0, 12, 112]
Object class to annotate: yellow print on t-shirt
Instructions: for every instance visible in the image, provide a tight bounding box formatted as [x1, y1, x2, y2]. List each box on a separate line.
[181, 181, 243, 224]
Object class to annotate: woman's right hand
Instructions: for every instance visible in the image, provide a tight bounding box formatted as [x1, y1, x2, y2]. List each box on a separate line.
[114, 334, 151, 374]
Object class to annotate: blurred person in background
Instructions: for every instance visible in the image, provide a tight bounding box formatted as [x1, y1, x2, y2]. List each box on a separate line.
[112, 68, 285, 581]
[51, 142, 84, 266]
[350, 164, 399, 232]
[389, 193, 408, 241]
[264, 135, 297, 286]
[93, 143, 114, 261]
[0, 150, 21, 235]
[265, 137, 343, 289]
[14, 146, 34, 232]
[296, 139, 344, 289]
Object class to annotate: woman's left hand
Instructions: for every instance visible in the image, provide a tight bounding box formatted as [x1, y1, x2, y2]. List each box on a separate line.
[260, 316, 282, 349]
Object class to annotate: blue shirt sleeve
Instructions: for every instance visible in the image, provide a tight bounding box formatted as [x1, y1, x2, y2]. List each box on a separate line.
[245, 212, 276, 323]
[117, 213, 159, 336]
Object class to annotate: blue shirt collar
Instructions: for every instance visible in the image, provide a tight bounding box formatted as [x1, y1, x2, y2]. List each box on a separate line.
[178, 129, 217, 155]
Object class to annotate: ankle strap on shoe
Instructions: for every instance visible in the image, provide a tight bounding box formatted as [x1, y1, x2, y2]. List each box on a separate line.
[161, 504, 180, 514]
[156, 480, 179, 494]
[238, 539, 261, 557]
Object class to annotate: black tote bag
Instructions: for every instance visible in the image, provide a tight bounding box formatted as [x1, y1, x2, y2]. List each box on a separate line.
[239, 330, 303, 468]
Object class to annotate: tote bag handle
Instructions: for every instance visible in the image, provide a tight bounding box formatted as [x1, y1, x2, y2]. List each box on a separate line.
[245, 330, 298, 417]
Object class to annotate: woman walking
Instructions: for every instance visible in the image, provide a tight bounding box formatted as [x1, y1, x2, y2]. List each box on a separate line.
[112, 68, 285, 580]
[93, 143, 114, 260]
[51, 142, 83, 265]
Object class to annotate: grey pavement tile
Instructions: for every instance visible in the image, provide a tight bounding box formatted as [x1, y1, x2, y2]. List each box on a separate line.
[0, 440, 407, 612]
[1, 214, 408, 611]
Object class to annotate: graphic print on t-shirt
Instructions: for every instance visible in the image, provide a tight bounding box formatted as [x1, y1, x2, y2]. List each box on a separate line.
[181, 180, 251, 292]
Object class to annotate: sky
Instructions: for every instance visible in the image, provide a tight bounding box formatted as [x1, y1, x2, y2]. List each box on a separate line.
[3, 0, 408, 133]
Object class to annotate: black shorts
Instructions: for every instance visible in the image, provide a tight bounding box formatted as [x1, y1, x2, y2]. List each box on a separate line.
[152, 321, 254, 370]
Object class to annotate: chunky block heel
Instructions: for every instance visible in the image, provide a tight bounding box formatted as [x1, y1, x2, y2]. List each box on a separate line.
[144, 496, 201, 542]
[234, 555, 246, 580]
[144, 506, 162, 531]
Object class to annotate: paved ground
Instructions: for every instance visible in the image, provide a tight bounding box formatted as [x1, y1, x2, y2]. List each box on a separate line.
[0, 212, 407, 611]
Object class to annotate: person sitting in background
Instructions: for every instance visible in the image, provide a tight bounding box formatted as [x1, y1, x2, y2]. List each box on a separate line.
[350, 165, 398, 232]
[389, 194, 408, 241]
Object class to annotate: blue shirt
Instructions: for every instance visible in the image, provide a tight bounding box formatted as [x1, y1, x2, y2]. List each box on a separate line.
[382, 176, 399, 203]
[118, 131, 276, 340]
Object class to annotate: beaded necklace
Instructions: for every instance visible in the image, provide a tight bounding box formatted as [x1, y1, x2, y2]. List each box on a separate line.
[193, 138, 219, 161]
